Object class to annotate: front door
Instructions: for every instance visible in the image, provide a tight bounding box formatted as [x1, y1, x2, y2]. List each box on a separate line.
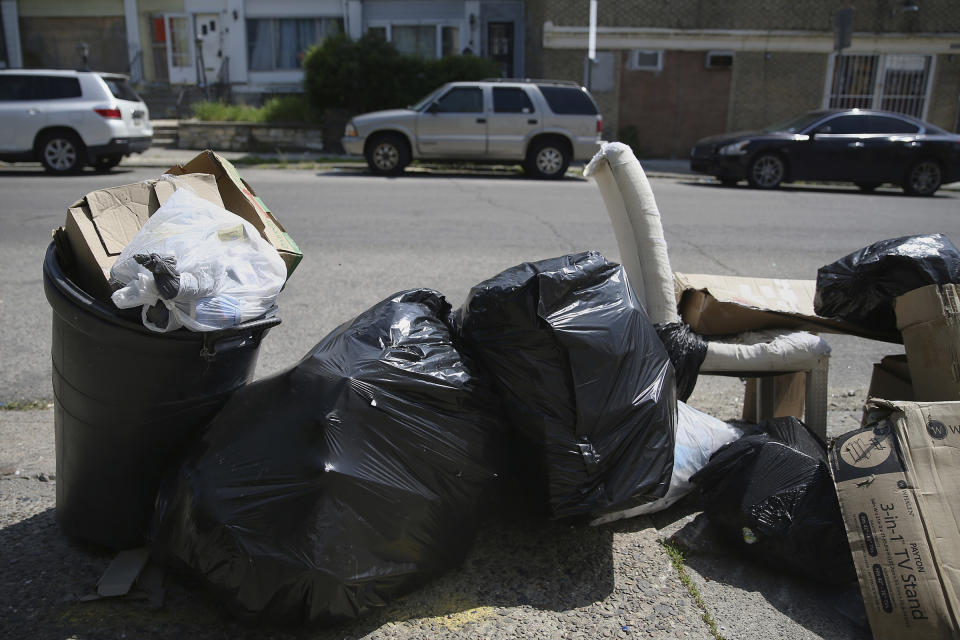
[792, 114, 873, 182]
[0, 75, 46, 152]
[194, 13, 222, 85]
[487, 22, 513, 78]
[416, 86, 487, 158]
[165, 14, 195, 84]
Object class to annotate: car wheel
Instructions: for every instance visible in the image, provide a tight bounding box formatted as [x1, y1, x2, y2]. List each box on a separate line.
[39, 131, 85, 174]
[526, 139, 570, 179]
[747, 153, 785, 189]
[718, 177, 739, 187]
[855, 182, 881, 192]
[93, 154, 122, 172]
[365, 134, 409, 175]
[903, 160, 942, 197]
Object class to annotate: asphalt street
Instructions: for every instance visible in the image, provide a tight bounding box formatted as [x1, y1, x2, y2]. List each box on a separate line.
[2, 162, 958, 426]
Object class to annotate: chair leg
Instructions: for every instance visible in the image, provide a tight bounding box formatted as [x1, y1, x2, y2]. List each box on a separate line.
[804, 357, 829, 442]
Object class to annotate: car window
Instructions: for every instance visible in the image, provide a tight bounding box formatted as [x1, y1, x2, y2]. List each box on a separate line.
[434, 87, 483, 113]
[493, 87, 535, 113]
[763, 112, 828, 133]
[868, 115, 919, 134]
[537, 86, 598, 115]
[31, 76, 82, 100]
[0, 75, 33, 100]
[102, 77, 140, 102]
[817, 115, 869, 135]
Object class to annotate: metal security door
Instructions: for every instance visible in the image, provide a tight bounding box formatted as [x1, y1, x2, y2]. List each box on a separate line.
[826, 53, 933, 120]
[165, 14, 196, 84]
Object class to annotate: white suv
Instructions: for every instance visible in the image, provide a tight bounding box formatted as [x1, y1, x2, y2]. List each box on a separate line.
[0, 69, 152, 173]
[342, 79, 603, 178]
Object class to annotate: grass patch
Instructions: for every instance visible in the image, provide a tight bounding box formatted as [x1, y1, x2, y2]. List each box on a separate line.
[191, 95, 318, 124]
[0, 400, 53, 411]
[661, 540, 726, 640]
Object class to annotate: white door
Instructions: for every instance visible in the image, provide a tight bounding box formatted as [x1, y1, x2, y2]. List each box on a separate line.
[165, 14, 196, 84]
[0, 75, 46, 152]
[194, 13, 222, 84]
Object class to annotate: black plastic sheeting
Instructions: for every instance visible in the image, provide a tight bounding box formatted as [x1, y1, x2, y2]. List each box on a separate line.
[654, 322, 707, 402]
[814, 233, 960, 332]
[691, 417, 856, 585]
[454, 251, 677, 520]
[151, 289, 508, 626]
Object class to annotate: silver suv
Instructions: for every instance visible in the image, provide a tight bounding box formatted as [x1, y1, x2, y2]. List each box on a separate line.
[0, 69, 152, 174]
[342, 79, 603, 179]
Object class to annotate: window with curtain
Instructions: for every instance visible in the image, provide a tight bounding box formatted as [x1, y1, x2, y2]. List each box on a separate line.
[247, 17, 344, 70]
[392, 25, 437, 59]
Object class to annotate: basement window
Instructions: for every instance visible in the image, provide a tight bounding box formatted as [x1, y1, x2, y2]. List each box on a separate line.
[628, 50, 663, 71]
[706, 50, 734, 69]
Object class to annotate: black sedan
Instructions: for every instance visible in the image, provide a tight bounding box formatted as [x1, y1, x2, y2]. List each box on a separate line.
[690, 108, 960, 196]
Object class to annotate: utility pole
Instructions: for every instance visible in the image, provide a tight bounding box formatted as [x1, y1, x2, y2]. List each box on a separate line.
[586, 0, 597, 90]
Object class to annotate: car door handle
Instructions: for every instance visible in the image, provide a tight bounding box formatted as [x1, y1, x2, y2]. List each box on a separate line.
[528, 119, 538, 125]
[848, 142, 864, 148]
[476, 118, 486, 123]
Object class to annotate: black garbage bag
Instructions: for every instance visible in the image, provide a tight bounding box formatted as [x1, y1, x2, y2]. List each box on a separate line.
[691, 417, 855, 584]
[814, 234, 960, 332]
[151, 289, 508, 626]
[454, 251, 676, 520]
[654, 322, 707, 402]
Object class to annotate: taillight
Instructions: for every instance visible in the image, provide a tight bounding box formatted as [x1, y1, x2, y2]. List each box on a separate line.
[596, 115, 603, 134]
[94, 108, 122, 119]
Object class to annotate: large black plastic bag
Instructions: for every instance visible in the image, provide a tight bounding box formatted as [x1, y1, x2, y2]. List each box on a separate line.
[151, 289, 507, 625]
[654, 322, 707, 402]
[690, 417, 855, 585]
[814, 234, 960, 332]
[454, 251, 677, 519]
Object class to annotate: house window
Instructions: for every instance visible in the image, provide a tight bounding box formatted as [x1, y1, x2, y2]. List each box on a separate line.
[706, 51, 733, 69]
[827, 53, 933, 119]
[366, 23, 461, 59]
[247, 17, 344, 70]
[628, 50, 663, 71]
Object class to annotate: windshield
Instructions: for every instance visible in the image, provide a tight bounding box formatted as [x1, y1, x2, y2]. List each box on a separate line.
[410, 86, 446, 111]
[762, 112, 827, 134]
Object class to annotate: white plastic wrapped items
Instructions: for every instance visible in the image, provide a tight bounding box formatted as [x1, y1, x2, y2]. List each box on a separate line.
[110, 187, 286, 332]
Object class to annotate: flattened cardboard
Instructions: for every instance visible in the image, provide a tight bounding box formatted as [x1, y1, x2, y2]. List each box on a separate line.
[165, 150, 302, 277]
[63, 173, 222, 302]
[895, 284, 960, 401]
[675, 273, 900, 342]
[830, 400, 960, 639]
[868, 355, 914, 402]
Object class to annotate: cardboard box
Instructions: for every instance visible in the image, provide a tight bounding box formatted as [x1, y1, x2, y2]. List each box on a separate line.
[895, 284, 960, 401]
[675, 273, 900, 342]
[62, 150, 302, 303]
[742, 372, 806, 422]
[868, 355, 914, 402]
[64, 173, 223, 302]
[830, 400, 960, 640]
[165, 150, 301, 277]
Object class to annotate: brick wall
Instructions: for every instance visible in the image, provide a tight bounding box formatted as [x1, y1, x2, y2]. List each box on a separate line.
[727, 52, 828, 132]
[532, 0, 960, 32]
[928, 55, 960, 132]
[618, 51, 732, 158]
[19, 17, 127, 72]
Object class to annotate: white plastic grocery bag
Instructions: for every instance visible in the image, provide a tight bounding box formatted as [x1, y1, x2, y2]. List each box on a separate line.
[110, 185, 287, 333]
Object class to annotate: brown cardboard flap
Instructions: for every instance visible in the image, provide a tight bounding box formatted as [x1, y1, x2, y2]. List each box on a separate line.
[895, 285, 960, 401]
[84, 182, 155, 255]
[675, 272, 901, 342]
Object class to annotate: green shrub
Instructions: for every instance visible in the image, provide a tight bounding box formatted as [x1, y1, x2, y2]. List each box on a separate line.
[191, 96, 318, 123]
[303, 34, 501, 115]
[260, 95, 318, 123]
[191, 101, 264, 122]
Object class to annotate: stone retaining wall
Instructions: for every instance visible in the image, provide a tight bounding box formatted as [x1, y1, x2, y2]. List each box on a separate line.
[177, 121, 325, 153]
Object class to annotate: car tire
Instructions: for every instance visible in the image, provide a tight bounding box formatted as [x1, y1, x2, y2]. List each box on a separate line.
[526, 139, 571, 180]
[39, 131, 85, 174]
[718, 177, 739, 187]
[903, 159, 942, 197]
[747, 153, 785, 189]
[93, 154, 122, 172]
[365, 134, 409, 176]
[855, 182, 881, 192]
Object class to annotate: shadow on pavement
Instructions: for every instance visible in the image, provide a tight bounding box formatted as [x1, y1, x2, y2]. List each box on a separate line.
[0, 501, 614, 639]
[315, 166, 589, 182]
[682, 180, 956, 198]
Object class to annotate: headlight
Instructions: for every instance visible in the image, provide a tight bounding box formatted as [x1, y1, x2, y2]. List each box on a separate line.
[718, 140, 750, 156]
[344, 122, 358, 137]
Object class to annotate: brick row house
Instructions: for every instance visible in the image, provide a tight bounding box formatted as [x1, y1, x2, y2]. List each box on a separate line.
[2, 0, 958, 154]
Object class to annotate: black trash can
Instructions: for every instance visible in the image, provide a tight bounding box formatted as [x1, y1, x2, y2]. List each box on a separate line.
[42, 242, 280, 549]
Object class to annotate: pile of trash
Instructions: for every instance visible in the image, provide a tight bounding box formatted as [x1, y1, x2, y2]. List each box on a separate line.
[44, 149, 960, 637]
